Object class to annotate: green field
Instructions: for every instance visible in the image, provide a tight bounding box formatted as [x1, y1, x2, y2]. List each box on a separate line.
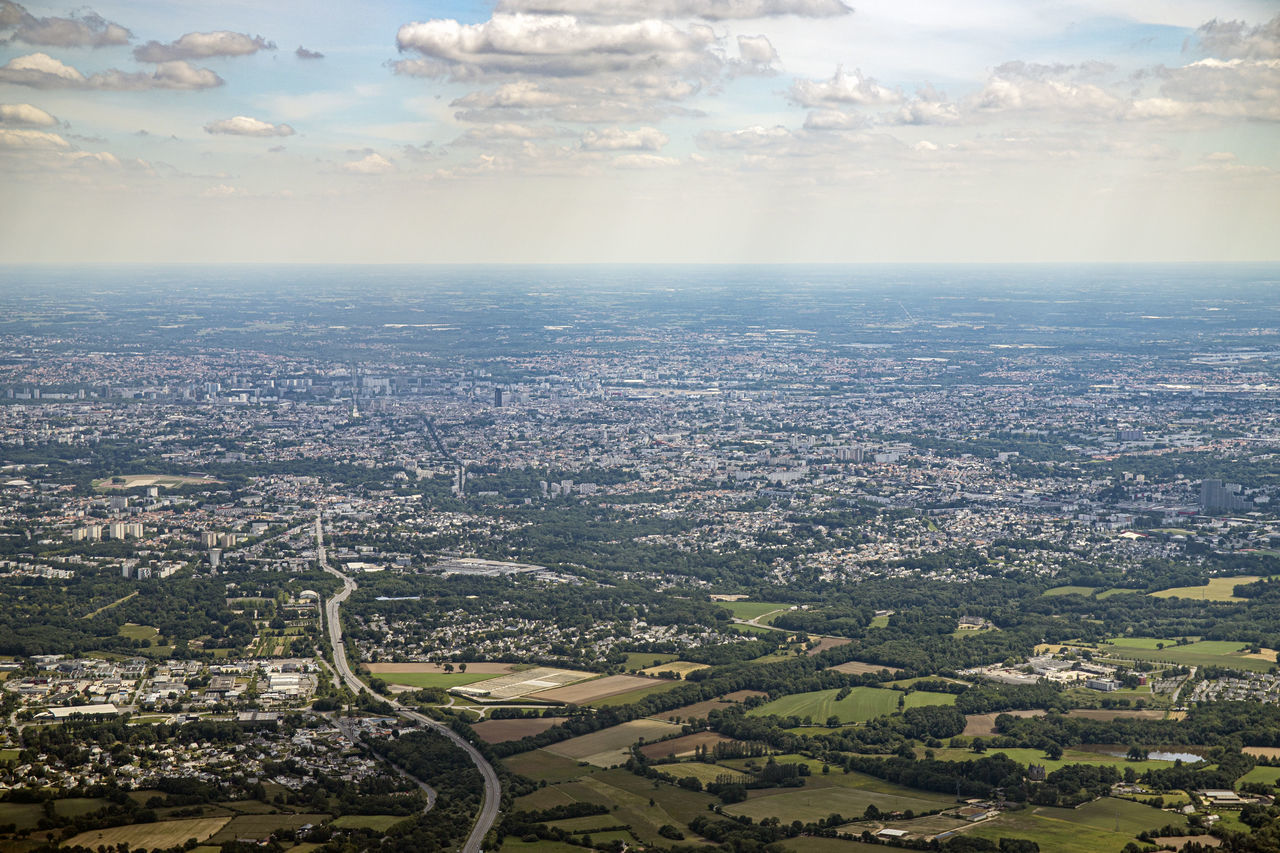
[0, 798, 111, 830]
[329, 814, 410, 831]
[374, 671, 499, 688]
[503, 749, 595, 784]
[724, 781, 951, 823]
[932, 747, 1190, 774]
[1098, 637, 1272, 673]
[207, 813, 330, 843]
[869, 615, 890, 628]
[658, 762, 751, 786]
[118, 623, 160, 641]
[968, 798, 1181, 853]
[1096, 588, 1143, 599]
[621, 652, 677, 670]
[749, 687, 955, 724]
[1239, 765, 1280, 786]
[1149, 575, 1270, 603]
[718, 601, 795, 621]
[1042, 585, 1097, 597]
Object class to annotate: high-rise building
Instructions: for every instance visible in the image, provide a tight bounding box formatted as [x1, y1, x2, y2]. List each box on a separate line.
[494, 387, 504, 407]
[1200, 479, 1251, 513]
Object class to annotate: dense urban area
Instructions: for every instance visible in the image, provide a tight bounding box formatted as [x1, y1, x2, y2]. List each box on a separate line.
[2, 265, 1280, 853]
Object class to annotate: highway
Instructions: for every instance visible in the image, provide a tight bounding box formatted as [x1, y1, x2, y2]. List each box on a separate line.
[317, 515, 501, 853]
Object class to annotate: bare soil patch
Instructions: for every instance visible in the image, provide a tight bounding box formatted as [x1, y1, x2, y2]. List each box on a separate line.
[529, 674, 658, 704]
[471, 717, 567, 743]
[806, 637, 853, 656]
[828, 660, 903, 676]
[963, 709, 1044, 736]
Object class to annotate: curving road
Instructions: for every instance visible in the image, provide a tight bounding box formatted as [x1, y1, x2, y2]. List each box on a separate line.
[317, 515, 501, 853]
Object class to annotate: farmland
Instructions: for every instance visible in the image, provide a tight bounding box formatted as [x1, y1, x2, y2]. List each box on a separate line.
[64, 818, 231, 850]
[652, 689, 768, 722]
[471, 716, 567, 743]
[749, 687, 955, 724]
[207, 813, 331, 843]
[1149, 575, 1268, 603]
[827, 660, 903, 676]
[449, 666, 595, 701]
[1096, 637, 1273, 672]
[543, 719, 682, 767]
[967, 798, 1182, 853]
[531, 673, 663, 704]
[587, 679, 685, 707]
[503, 749, 595, 784]
[638, 731, 736, 760]
[724, 776, 954, 823]
[638, 660, 708, 677]
[930, 746, 1196, 774]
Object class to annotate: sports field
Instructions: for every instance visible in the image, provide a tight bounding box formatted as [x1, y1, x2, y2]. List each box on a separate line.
[749, 686, 954, 724]
[64, 818, 231, 850]
[543, 719, 682, 767]
[718, 601, 795, 621]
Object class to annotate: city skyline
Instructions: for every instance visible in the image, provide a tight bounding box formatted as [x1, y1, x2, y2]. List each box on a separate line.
[1, 0, 1278, 263]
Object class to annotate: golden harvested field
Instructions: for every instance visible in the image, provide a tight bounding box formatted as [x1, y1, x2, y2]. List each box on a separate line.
[530, 674, 659, 704]
[544, 719, 681, 767]
[638, 661, 708, 677]
[366, 662, 516, 674]
[827, 660, 902, 676]
[472, 717, 567, 743]
[638, 732, 735, 760]
[1245, 747, 1280, 758]
[64, 818, 230, 849]
[963, 709, 1045, 736]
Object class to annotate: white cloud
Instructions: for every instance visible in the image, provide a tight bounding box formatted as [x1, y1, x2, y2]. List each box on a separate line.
[343, 152, 395, 174]
[1195, 13, 1280, 60]
[790, 68, 902, 107]
[494, 0, 850, 20]
[612, 152, 680, 167]
[802, 109, 864, 130]
[452, 81, 574, 110]
[581, 126, 668, 150]
[394, 14, 719, 80]
[205, 116, 296, 137]
[0, 127, 69, 149]
[698, 123, 793, 149]
[737, 34, 778, 64]
[0, 53, 222, 90]
[0, 1, 131, 48]
[134, 31, 275, 62]
[0, 103, 56, 125]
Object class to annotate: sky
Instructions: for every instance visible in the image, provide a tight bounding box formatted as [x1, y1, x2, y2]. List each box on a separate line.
[0, 0, 1278, 263]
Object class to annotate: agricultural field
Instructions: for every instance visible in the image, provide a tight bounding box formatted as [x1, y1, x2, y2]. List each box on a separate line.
[931, 746, 1196, 774]
[967, 798, 1181, 853]
[206, 813, 330, 843]
[471, 716, 567, 743]
[1042, 585, 1098, 597]
[806, 637, 853, 656]
[1097, 637, 1273, 672]
[780, 839, 887, 852]
[329, 815, 410, 831]
[1239, 765, 1280, 786]
[0, 798, 111, 831]
[531, 673, 662, 704]
[118, 623, 159, 642]
[749, 686, 955, 724]
[63, 818, 231, 850]
[503, 748, 595, 784]
[653, 689, 768, 722]
[638, 660, 708, 677]
[372, 670, 497, 689]
[587, 679, 685, 708]
[621, 652, 677, 671]
[656, 762, 751, 785]
[638, 731, 736, 760]
[1096, 588, 1143, 599]
[724, 779, 953, 823]
[1149, 575, 1268, 603]
[718, 601, 796, 622]
[962, 709, 1045, 736]
[827, 660, 903, 676]
[840, 812, 972, 839]
[543, 719, 682, 767]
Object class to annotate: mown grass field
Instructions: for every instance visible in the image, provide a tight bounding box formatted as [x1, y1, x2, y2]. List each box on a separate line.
[329, 815, 410, 831]
[544, 719, 681, 766]
[968, 798, 1181, 852]
[749, 687, 955, 724]
[639, 660, 708, 677]
[1042, 585, 1098, 597]
[1240, 765, 1280, 786]
[1098, 637, 1272, 672]
[723, 781, 951, 823]
[503, 749, 591, 784]
[931, 746, 1191, 774]
[207, 813, 330, 843]
[621, 652, 677, 670]
[118, 623, 159, 641]
[0, 798, 110, 830]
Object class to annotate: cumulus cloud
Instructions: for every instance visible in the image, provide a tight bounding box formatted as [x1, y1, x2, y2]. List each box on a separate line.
[452, 81, 573, 110]
[295, 45, 324, 60]
[0, 1, 131, 47]
[1195, 14, 1280, 60]
[455, 122, 559, 144]
[612, 152, 679, 167]
[698, 123, 793, 149]
[790, 67, 901, 108]
[134, 31, 274, 62]
[395, 14, 718, 80]
[493, 0, 850, 20]
[0, 53, 223, 90]
[343, 152, 394, 174]
[0, 102, 56, 125]
[802, 109, 864, 130]
[205, 116, 295, 137]
[737, 34, 777, 65]
[976, 63, 1124, 116]
[581, 126, 668, 150]
[0, 127, 69, 149]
